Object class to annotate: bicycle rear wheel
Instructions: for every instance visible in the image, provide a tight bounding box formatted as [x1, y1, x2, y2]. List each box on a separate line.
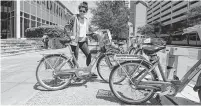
[97, 53, 117, 83]
[36, 54, 73, 90]
[109, 61, 157, 104]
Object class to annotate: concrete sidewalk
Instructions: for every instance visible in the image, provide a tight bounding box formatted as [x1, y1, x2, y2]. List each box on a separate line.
[1, 46, 201, 105]
[1, 48, 72, 105]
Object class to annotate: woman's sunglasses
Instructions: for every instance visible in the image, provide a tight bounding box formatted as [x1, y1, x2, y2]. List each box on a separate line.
[79, 10, 86, 13]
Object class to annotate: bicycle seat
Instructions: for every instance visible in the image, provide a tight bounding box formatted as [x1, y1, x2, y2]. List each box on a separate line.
[143, 46, 166, 54]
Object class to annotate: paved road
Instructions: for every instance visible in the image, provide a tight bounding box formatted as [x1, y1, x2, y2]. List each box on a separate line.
[1, 46, 200, 105]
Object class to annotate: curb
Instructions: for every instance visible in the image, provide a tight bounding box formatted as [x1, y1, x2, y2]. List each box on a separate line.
[1, 49, 47, 57]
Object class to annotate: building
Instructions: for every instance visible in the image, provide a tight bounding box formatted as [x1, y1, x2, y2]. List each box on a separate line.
[124, 0, 130, 8]
[146, 1, 201, 33]
[1, 0, 73, 39]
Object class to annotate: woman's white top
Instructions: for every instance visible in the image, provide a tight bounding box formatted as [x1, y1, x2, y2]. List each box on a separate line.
[79, 19, 87, 38]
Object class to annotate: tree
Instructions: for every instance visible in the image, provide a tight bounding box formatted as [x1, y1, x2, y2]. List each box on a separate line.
[137, 24, 155, 37]
[152, 21, 164, 37]
[90, 1, 130, 40]
[183, 5, 201, 27]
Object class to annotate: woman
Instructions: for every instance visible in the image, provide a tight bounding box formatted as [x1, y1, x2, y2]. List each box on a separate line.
[65, 1, 97, 78]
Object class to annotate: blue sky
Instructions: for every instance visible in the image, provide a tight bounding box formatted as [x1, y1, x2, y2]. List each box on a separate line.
[61, 0, 147, 33]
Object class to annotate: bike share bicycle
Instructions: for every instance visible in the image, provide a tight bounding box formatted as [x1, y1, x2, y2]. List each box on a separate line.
[108, 40, 201, 104]
[96, 31, 142, 83]
[36, 33, 116, 90]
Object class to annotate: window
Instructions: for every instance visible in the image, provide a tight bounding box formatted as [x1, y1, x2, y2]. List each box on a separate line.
[190, 1, 199, 5]
[162, 6, 171, 13]
[42, 1, 45, 5]
[37, 18, 41, 22]
[24, 13, 29, 18]
[56, 5, 58, 15]
[11, 11, 14, 16]
[188, 33, 201, 46]
[31, 15, 36, 20]
[42, 19, 45, 23]
[31, 20, 36, 27]
[20, 17, 23, 37]
[37, 22, 41, 27]
[20, 12, 23, 16]
[24, 18, 30, 34]
[172, 13, 185, 19]
[173, 5, 187, 13]
[162, 1, 171, 7]
[54, 3, 56, 14]
[170, 32, 201, 46]
[171, 34, 188, 45]
[189, 34, 196, 41]
[46, 1, 49, 9]
[37, 1, 40, 4]
[162, 18, 171, 23]
[162, 12, 171, 18]
[173, 1, 183, 6]
[50, 1, 53, 11]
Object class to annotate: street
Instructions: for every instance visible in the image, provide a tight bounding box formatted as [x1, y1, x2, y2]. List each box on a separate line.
[1, 46, 200, 105]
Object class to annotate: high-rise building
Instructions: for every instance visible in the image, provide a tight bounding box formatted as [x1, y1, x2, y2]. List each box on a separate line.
[124, 0, 130, 8]
[146, 1, 201, 33]
[1, 1, 73, 39]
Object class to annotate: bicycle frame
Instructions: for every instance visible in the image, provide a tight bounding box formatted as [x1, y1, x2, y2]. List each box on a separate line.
[133, 55, 201, 93]
[43, 43, 118, 80]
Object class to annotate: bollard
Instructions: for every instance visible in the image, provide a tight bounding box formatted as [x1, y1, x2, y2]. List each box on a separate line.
[166, 47, 178, 80]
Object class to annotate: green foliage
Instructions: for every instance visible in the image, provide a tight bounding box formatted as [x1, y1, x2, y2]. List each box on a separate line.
[184, 5, 201, 27]
[137, 24, 155, 37]
[25, 25, 65, 38]
[90, 1, 129, 40]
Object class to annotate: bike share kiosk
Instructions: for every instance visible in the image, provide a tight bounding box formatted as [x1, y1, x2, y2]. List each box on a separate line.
[162, 25, 201, 103]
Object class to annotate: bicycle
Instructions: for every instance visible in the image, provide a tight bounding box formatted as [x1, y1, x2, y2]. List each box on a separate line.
[109, 45, 201, 104]
[36, 38, 116, 90]
[96, 42, 144, 83]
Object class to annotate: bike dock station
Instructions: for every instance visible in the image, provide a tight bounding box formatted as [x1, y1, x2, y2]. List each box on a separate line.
[157, 46, 201, 105]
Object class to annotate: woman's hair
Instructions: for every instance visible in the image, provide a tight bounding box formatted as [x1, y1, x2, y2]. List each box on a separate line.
[78, 1, 88, 12]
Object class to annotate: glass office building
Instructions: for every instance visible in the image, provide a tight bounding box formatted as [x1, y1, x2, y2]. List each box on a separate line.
[1, 0, 73, 39]
[146, 1, 201, 32]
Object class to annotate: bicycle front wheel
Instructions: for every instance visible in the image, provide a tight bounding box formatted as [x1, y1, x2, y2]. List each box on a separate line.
[109, 61, 156, 104]
[97, 53, 117, 83]
[36, 54, 74, 90]
[128, 47, 136, 54]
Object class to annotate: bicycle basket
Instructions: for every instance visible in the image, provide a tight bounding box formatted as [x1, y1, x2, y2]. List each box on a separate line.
[90, 30, 112, 53]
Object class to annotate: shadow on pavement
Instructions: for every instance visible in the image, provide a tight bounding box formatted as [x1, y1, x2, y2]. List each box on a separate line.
[33, 78, 106, 91]
[96, 89, 162, 105]
[33, 82, 53, 91]
[161, 95, 201, 105]
[88, 78, 108, 83]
